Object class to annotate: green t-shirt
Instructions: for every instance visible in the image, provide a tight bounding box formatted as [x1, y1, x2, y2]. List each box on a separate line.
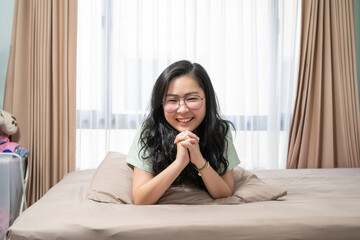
[126, 126, 240, 174]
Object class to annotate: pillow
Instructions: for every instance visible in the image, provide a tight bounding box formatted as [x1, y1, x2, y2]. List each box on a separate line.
[158, 167, 287, 204]
[88, 152, 133, 204]
[88, 152, 287, 204]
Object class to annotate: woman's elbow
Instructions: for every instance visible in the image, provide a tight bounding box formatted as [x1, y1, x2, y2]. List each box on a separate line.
[133, 200, 150, 205]
[133, 199, 153, 205]
[210, 188, 234, 199]
[133, 195, 157, 205]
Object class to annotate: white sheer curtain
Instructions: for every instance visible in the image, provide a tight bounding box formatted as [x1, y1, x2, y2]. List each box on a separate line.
[76, 0, 301, 170]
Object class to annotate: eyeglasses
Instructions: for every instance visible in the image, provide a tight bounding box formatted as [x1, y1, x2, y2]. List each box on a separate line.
[163, 95, 204, 113]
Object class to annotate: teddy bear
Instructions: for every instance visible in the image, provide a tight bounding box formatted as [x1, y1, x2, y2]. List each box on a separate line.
[0, 110, 29, 158]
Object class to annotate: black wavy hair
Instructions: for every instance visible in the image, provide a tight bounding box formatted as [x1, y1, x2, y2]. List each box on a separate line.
[139, 60, 234, 189]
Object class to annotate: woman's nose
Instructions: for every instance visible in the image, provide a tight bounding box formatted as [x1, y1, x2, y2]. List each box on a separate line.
[177, 100, 189, 113]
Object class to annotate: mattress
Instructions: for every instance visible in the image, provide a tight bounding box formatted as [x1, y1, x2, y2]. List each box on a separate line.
[6, 168, 360, 240]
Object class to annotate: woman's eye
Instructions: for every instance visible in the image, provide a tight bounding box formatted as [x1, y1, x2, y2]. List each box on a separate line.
[167, 99, 178, 103]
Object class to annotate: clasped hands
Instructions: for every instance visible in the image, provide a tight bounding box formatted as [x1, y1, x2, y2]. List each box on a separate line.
[174, 130, 205, 169]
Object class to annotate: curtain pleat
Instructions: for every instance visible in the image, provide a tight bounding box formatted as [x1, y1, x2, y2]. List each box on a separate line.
[4, 0, 77, 205]
[287, 0, 360, 168]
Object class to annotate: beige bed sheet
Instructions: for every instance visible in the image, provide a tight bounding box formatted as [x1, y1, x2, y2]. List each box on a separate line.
[6, 168, 360, 240]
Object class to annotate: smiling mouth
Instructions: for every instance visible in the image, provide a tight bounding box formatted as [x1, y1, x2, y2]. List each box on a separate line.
[177, 117, 194, 123]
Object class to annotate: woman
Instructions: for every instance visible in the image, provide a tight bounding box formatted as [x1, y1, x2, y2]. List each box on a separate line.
[126, 60, 240, 205]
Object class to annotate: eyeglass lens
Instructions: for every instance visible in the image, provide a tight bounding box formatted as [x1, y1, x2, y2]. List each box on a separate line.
[163, 96, 203, 113]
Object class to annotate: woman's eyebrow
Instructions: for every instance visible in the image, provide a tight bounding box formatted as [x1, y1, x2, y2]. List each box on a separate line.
[166, 91, 199, 97]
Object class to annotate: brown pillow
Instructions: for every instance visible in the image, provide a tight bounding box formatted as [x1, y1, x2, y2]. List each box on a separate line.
[88, 152, 133, 204]
[88, 152, 287, 204]
[158, 167, 287, 204]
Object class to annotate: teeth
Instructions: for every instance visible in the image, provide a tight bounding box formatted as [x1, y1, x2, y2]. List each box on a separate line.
[178, 118, 192, 123]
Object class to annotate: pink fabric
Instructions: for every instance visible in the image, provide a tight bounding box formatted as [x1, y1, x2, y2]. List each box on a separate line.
[0, 136, 23, 152]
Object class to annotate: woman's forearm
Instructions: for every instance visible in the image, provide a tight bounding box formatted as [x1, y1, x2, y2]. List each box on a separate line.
[132, 160, 187, 205]
[199, 166, 234, 199]
[181, 132, 235, 199]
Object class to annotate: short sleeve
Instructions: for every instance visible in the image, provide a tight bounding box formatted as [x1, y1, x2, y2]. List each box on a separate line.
[224, 128, 240, 171]
[126, 127, 154, 174]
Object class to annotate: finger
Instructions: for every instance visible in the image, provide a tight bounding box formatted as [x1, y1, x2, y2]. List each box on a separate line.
[174, 132, 184, 144]
[174, 135, 183, 144]
[174, 134, 194, 144]
[179, 141, 189, 148]
[179, 139, 197, 148]
[183, 131, 200, 142]
[187, 138, 198, 144]
[175, 131, 199, 143]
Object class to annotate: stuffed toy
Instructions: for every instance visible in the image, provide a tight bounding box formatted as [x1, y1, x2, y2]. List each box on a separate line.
[0, 110, 29, 158]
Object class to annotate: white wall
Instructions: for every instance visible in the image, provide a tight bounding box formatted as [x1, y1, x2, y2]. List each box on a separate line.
[0, 0, 15, 109]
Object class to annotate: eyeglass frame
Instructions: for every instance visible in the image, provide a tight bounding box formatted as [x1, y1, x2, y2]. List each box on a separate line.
[162, 95, 205, 113]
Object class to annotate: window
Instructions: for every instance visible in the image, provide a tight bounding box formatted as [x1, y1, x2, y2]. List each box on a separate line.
[77, 0, 301, 170]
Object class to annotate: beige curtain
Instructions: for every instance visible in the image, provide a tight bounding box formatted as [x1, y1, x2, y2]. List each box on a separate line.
[4, 0, 77, 205]
[287, 0, 360, 168]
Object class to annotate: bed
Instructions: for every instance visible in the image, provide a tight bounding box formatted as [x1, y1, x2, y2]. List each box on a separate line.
[6, 152, 360, 240]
